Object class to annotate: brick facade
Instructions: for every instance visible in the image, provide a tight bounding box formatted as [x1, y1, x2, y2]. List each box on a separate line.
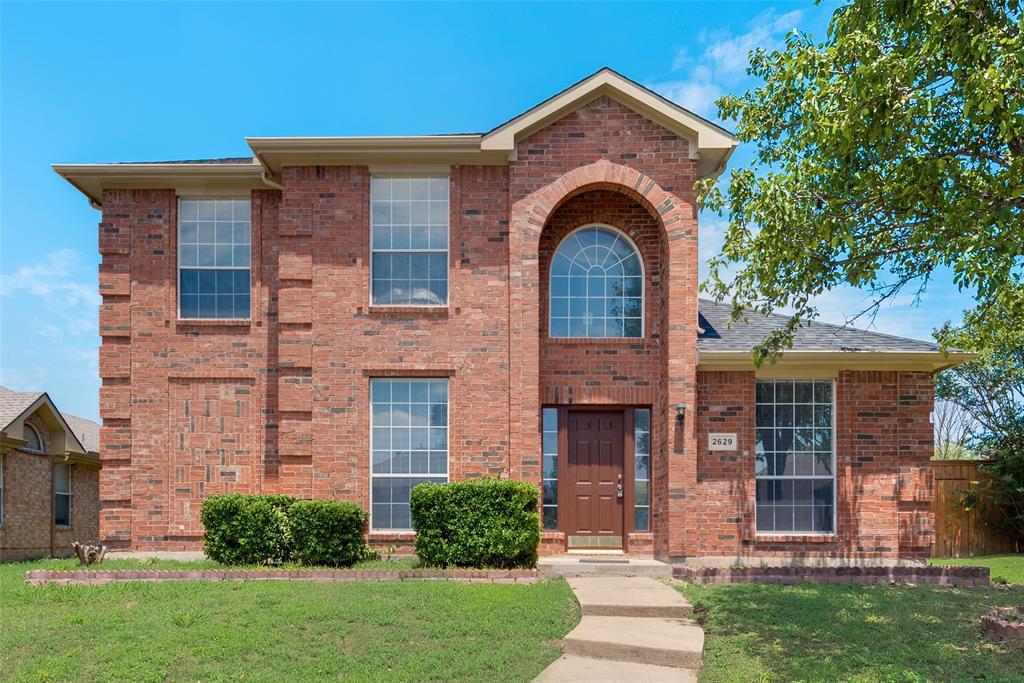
[92, 95, 937, 562]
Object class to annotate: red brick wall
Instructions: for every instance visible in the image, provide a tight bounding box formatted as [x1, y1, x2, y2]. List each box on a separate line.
[693, 370, 935, 561]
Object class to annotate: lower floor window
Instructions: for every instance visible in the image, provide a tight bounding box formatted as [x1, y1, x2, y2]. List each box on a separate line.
[755, 380, 835, 533]
[370, 378, 448, 530]
[633, 409, 651, 532]
[54, 463, 71, 527]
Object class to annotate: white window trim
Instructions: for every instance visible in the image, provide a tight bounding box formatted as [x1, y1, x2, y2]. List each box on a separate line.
[548, 223, 646, 339]
[176, 197, 252, 322]
[54, 463, 72, 528]
[23, 423, 44, 452]
[368, 378, 450, 532]
[754, 379, 838, 537]
[369, 176, 450, 309]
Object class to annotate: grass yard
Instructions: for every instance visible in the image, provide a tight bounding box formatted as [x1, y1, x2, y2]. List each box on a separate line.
[930, 554, 1024, 585]
[679, 555, 1024, 682]
[0, 559, 578, 682]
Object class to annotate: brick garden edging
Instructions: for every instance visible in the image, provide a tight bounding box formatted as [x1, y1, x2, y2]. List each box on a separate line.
[673, 565, 990, 586]
[981, 607, 1024, 642]
[25, 567, 538, 586]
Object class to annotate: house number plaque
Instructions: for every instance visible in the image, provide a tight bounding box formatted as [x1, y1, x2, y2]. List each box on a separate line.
[708, 433, 737, 451]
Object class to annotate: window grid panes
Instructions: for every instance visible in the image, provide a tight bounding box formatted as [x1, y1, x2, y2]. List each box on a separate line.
[371, 177, 449, 306]
[24, 424, 42, 451]
[755, 380, 835, 533]
[370, 379, 448, 531]
[542, 408, 558, 530]
[54, 463, 71, 527]
[178, 198, 251, 319]
[634, 409, 651, 532]
[550, 225, 643, 338]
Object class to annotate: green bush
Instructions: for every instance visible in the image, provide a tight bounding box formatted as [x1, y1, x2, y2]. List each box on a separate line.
[200, 493, 295, 565]
[288, 499, 369, 567]
[411, 479, 540, 569]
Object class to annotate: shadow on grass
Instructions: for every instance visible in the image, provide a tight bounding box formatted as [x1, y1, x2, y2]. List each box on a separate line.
[680, 582, 1024, 682]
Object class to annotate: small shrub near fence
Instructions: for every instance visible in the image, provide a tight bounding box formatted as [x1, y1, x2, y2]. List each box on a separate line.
[200, 494, 371, 567]
[411, 479, 540, 569]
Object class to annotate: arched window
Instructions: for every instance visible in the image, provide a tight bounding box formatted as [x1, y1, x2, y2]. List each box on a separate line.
[24, 423, 43, 451]
[549, 225, 643, 338]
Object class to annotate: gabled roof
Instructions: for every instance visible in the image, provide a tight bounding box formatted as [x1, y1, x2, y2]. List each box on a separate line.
[55, 68, 740, 206]
[697, 299, 973, 371]
[0, 386, 98, 456]
[481, 68, 737, 177]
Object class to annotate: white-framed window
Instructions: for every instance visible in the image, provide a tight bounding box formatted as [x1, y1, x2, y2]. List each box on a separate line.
[755, 380, 835, 534]
[550, 224, 644, 338]
[370, 378, 449, 530]
[633, 408, 651, 532]
[54, 463, 71, 527]
[542, 408, 558, 530]
[178, 198, 251, 319]
[24, 423, 43, 451]
[370, 176, 449, 306]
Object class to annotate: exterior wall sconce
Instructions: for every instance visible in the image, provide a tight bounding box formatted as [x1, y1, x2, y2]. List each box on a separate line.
[676, 403, 687, 425]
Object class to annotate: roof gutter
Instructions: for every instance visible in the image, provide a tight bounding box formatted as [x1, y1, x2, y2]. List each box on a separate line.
[697, 350, 978, 373]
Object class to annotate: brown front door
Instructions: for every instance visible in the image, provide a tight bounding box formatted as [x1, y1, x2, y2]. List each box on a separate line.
[566, 410, 624, 545]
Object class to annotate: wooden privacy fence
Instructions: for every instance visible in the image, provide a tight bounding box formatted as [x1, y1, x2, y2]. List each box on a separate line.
[931, 460, 1019, 557]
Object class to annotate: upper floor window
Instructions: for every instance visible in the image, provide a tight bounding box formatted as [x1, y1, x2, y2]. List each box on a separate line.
[54, 463, 71, 527]
[24, 423, 43, 451]
[178, 198, 250, 319]
[371, 177, 449, 306]
[550, 225, 643, 338]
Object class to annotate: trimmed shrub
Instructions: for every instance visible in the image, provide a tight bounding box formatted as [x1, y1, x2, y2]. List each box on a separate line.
[288, 499, 369, 567]
[411, 479, 540, 569]
[200, 493, 295, 565]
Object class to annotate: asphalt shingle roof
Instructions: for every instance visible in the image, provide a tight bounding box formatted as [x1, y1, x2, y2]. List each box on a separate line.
[697, 298, 941, 353]
[0, 386, 100, 454]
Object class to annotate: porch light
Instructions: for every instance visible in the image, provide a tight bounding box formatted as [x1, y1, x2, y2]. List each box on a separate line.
[676, 404, 687, 424]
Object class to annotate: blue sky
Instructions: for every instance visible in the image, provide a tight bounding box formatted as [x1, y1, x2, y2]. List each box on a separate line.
[0, 1, 974, 421]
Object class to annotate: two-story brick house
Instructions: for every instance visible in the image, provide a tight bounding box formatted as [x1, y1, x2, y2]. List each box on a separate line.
[56, 69, 969, 564]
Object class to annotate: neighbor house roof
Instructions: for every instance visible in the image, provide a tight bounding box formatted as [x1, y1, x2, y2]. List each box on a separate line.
[0, 386, 99, 457]
[54, 68, 739, 207]
[697, 299, 972, 372]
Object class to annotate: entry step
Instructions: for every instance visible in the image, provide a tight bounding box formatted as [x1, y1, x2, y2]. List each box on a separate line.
[534, 655, 697, 682]
[563, 615, 704, 669]
[568, 576, 693, 617]
[538, 556, 672, 578]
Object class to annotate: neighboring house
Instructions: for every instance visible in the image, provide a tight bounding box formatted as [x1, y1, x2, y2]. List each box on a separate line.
[54, 69, 971, 565]
[0, 387, 101, 561]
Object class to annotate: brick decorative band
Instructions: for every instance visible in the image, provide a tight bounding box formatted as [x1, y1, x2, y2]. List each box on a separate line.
[673, 565, 989, 586]
[981, 607, 1024, 641]
[25, 568, 538, 586]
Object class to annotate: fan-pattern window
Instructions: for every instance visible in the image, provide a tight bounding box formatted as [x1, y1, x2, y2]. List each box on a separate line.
[755, 380, 835, 533]
[370, 379, 448, 530]
[371, 177, 449, 306]
[549, 225, 643, 338]
[24, 424, 43, 451]
[178, 198, 251, 319]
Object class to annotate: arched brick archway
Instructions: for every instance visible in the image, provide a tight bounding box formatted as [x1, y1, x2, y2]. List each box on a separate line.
[508, 159, 699, 559]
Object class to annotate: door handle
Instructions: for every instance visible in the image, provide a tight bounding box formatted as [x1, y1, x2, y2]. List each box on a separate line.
[616, 473, 623, 499]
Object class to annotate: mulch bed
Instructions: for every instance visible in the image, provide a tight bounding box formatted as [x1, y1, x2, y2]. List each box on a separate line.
[25, 567, 538, 586]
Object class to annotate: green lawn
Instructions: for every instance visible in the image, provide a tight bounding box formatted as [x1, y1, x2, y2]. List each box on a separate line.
[679, 557, 1024, 683]
[930, 554, 1024, 585]
[0, 559, 578, 682]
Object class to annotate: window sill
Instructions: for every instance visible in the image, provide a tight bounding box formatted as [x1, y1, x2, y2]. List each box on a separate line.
[755, 533, 838, 544]
[545, 337, 647, 346]
[368, 531, 416, 541]
[368, 306, 449, 318]
[176, 319, 252, 327]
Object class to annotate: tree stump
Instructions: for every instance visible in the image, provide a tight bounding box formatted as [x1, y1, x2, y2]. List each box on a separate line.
[72, 541, 109, 566]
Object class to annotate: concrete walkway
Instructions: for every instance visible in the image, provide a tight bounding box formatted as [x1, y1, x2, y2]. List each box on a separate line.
[535, 575, 703, 682]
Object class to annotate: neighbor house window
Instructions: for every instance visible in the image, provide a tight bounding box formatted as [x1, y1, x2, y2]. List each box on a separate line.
[178, 198, 251, 319]
[634, 409, 651, 532]
[542, 408, 558, 530]
[24, 423, 43, 451]
[370, 177, 449, 306]
[755, 380, 835, 533]
[550, 225, 643, 338]
[370, 378, 448, 530]
[54, 463, 71, 527]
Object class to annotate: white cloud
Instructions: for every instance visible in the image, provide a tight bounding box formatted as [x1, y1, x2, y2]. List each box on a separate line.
[0, 248, 100, 308]
[651, 8, 803, 119]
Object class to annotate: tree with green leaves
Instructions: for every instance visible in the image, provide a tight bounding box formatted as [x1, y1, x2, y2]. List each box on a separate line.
[699, 0, 1023, 363]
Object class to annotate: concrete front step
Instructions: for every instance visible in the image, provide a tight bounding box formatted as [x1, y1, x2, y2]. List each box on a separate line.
[534, 655, 698, 682]
[563, 615, 704, 669]
[538, 556, 673, 578]
[568, 576, 693, 618]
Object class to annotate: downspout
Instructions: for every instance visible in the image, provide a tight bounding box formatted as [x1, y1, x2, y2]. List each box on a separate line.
[260, 172, 283, 191]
